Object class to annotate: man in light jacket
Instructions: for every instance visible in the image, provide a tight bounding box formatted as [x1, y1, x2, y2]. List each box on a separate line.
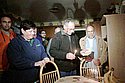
[79, 25, 107, 68]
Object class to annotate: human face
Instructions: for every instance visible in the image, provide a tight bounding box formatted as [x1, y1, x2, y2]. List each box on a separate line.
[41, 31, 46, 38]
[33, 28, 37, 38]
[86, 26, 95, 39]
[54, 27, 61, 34]
[0, 17, 12, 31]
[64, 22, 75, 35]
[21, 28, 36, 40]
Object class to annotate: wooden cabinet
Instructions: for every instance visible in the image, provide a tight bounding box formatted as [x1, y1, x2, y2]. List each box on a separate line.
[38, 26, 56, 38]
[105, 14, 125, 82]
[42, 26, 55, 38]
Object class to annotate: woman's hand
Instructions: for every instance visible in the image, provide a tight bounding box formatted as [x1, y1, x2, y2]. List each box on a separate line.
[44, 57, 50, 63]
[34, 58, 50, 67]
[34, 60, 46, 66]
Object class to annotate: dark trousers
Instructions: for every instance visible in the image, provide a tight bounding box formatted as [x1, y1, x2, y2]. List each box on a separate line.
[60, 70, 77, 77]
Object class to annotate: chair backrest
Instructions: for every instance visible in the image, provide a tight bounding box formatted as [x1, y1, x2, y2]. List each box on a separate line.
[80, 59, 101, 81]
[40, 61, 60, 83]
[104, 68, 120, 83]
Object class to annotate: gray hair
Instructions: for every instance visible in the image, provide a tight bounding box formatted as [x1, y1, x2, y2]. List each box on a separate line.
[63, 18, 74, 27]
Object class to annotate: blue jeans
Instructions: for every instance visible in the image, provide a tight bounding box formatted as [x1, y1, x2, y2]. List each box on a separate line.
[60, 70, 77, 77]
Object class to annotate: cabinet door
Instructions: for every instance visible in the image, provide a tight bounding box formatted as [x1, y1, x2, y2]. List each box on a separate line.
[105, 14, 125, 82]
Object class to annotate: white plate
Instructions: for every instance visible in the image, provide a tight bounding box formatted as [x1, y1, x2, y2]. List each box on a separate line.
[80, 49, 92, 56]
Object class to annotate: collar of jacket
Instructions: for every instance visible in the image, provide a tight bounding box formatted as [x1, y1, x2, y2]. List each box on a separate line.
[61, 30, 69, 36]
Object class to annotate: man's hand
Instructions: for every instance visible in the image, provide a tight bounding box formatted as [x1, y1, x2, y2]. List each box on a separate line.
[93, 59, 101, 66]
[66, 53, 76, 60]
[80, 48, 92, 56]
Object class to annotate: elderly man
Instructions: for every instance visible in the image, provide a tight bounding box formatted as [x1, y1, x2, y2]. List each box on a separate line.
[79, 25, 107, 69]
[50, 18, 80, 77]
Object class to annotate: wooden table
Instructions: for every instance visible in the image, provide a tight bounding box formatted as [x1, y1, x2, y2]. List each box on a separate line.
[55, 76, 100, 83]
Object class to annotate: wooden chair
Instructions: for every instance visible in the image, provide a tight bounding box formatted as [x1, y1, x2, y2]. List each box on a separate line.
[40, 61, 60, 83]
[104, 68, 120, 83]
[80, 59, 103, 81]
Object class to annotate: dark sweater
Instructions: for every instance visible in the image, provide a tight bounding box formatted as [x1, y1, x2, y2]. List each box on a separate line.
[5, 35, 48, 83]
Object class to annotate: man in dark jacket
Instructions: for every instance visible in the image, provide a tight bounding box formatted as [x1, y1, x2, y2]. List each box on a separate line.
[50, 18, 80, 77]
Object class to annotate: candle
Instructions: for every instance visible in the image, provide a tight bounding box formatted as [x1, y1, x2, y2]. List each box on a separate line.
[90, 68, 98, 78]
[74, 50, 77, 55]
